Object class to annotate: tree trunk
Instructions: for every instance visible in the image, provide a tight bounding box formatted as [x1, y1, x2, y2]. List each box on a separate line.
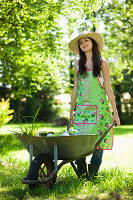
[12, 97, 22, 122]
[114, 84, 122, 121]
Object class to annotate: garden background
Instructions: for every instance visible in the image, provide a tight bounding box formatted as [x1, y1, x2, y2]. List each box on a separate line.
[0, 0, 133, 199]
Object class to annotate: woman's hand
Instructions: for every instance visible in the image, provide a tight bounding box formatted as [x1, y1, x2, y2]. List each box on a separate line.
[113, 113, 120, 126]
[69, 113, 74, 123]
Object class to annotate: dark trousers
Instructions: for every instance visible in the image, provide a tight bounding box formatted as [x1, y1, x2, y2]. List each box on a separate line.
[90, 150, 103, 165]
[76, 150, 103, 177]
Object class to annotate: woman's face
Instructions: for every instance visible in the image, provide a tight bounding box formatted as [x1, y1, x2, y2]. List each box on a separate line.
[78, 37, 93, 53]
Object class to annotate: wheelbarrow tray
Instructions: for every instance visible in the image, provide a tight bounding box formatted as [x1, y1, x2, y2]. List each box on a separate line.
[18, 134, 99, 160]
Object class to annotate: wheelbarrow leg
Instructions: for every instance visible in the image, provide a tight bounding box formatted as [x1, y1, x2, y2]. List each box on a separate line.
[54, 144, 58, 171]
[29, 143, 33, 166]
[70, 162, 80, 178]
[22, 143, 33, 181]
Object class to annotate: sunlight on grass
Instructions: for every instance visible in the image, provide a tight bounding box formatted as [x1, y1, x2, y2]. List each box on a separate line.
[114, 125, 133, 135]
[8, 150, 29, 163]
[102, 134, 133, 172]
[87, 134, 133, 173]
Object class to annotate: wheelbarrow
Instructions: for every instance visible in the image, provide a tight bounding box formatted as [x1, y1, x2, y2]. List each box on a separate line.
[17, 121, 116, 188]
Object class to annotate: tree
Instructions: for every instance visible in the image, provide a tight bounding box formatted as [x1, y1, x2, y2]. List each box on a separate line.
[0, 0, 105, 98]
[0, 0, 66, 97]
[97, 0, 132, 123]
[0, 0, 105, 121]
[98, 0, 132, 80]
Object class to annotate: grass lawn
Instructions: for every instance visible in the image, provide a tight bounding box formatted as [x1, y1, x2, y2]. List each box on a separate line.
[0, 123, 133, 200]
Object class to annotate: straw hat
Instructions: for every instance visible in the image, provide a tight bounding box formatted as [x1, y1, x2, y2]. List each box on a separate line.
[68, 31, 104, 55]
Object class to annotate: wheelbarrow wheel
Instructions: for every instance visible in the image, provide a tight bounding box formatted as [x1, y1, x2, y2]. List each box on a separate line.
[27, 153, 57, 189]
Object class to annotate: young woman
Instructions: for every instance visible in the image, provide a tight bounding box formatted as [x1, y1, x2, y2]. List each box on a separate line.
[68, 31, 120, 180]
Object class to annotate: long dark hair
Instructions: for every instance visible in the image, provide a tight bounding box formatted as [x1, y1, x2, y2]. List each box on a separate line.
[78, 37, 102, 77]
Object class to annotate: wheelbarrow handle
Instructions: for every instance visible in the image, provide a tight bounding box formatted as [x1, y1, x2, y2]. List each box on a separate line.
[67, 122, 73, 131]
[93, 121, 117, 152]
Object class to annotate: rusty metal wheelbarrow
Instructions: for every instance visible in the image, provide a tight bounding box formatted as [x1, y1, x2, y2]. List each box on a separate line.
[18, 121, 116, 188]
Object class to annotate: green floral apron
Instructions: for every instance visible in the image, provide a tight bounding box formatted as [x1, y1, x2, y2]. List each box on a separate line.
[74, 70, 114, 150]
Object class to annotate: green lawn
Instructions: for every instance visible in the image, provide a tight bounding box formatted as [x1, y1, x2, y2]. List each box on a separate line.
[0, 123, 133, 200]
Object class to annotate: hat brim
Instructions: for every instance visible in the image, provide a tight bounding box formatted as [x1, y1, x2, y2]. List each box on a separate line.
[68, 32, 104, 55]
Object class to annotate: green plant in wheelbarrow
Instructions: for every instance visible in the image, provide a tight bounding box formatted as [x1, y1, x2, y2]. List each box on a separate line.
[14, 108, 40, 136]
[14, 107, 70, 136]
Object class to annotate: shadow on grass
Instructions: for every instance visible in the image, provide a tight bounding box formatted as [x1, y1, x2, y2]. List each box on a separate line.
[0, 134, 24, 154]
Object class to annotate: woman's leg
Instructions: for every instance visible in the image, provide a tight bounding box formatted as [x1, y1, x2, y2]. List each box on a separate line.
[76, 157, 88, 179]
[90, 149, 103, 165]
[88, 150, 103, 180]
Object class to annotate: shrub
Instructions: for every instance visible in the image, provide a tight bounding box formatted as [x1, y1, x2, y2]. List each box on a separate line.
[53, 117, 69, 126]
[0, 98, 14, 127]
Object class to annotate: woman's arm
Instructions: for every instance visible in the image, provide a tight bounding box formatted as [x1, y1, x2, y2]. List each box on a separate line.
[69, 60, 79, 122]
[101, 59, 120, 126]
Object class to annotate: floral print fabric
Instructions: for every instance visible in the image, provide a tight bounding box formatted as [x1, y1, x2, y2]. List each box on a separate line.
[74, 70, 113, 150]
[75, 105, 98, 124]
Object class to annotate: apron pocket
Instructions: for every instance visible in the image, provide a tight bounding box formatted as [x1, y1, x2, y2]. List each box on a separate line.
[74, 105, 98, 124]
